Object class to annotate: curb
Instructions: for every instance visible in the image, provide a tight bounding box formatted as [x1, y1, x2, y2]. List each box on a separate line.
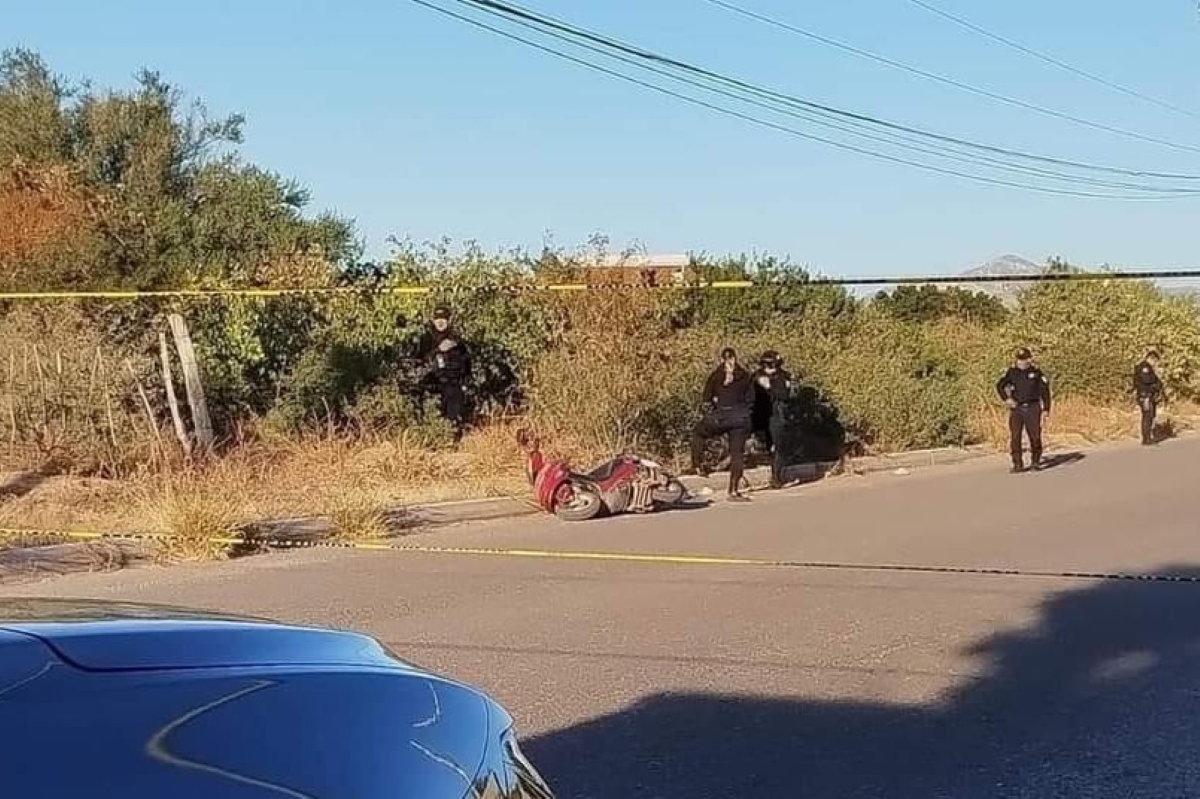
[678, 445, 992, 495]
[217, 432, 1200, 540]
[2, 434, 1191, 584]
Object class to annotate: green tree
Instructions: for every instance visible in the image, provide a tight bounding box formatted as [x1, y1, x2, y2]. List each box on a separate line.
[0, 49, 357, 292]
[1009, 276, 1200, 402]
[874, 284, 1008, 327]
[681, 253, 856, 335]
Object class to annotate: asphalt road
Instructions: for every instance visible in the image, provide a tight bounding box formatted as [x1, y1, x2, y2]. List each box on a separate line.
[4, 438, 1200, 798]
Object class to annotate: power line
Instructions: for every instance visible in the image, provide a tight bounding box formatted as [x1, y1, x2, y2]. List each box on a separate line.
[434, 2, 1172, 192]
[411, 0, 1190, 198]
[449, 0, 1197, 195]
[700, 0, 1200, 155]
[444, 0, 1200, 193]
[457, 0, 1200, 180]
[903, 0, 1200, 123]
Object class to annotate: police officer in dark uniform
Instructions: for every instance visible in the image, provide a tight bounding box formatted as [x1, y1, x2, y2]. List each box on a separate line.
[755, 350, 795, 489]
[1134, 349, 1164, 446]
[995, 347, 1051, 473]
[691, 347, 756, 502]
[416, 305, 471, 441]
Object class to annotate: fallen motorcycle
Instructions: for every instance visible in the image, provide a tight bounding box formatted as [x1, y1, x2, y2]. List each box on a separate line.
[518, 431, 689, 522]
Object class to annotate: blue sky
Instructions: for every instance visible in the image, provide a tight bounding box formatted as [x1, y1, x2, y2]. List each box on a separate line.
[7, 0, 1200, 276]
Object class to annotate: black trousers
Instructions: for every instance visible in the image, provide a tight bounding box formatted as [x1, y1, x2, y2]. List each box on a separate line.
[692, 410, 750, 493]
[1139, 396, 1157, 444]
[1008, 403, 1043, 466]
[768, 416, 787, 485]
[437, 380, 467, 438]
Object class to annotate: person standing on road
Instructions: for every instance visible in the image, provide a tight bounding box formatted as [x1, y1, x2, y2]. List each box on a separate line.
[996, 347, 1052, 473]
[416, 305, 472, 442]
[1134, 349, 1164, 446]
[755, 350, 795, 490]
[691, 347, 755, 502]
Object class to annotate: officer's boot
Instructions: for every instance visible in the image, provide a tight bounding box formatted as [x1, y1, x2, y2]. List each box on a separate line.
[727, 474, 750, 503]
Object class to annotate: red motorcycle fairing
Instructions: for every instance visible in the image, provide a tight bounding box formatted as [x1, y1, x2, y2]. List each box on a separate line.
[580, 456, 640, 490]
[532, 460, 573, 512]
[584, 457, 640, 516]
[525, 445, 684, 521]
[532, 458, 638, 508]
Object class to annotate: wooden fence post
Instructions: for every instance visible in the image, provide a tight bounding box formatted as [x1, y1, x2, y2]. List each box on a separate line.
[158, 331, 191, 456]
[167, 313, 214, 453]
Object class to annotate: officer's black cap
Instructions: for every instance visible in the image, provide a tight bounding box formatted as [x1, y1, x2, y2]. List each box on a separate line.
[432, 305, 451, 320]
[760, 350, 781, 367]
[1015, 347, 1032, 360]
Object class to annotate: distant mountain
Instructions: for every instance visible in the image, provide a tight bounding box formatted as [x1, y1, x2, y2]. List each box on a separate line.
[1164, 283, 1200, 301]
[962, 254, 1043, 278]
[959, 254, 1044, 307]
[956, 255, 1200, 306]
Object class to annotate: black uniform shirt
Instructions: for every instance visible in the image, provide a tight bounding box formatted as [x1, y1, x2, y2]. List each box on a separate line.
[756, 369, 794, 415]
[703, 365, 756, 411]
[996, 365, 1052, 411]
[416, 327, 471, 381]
[1134, 360, 1163, 399]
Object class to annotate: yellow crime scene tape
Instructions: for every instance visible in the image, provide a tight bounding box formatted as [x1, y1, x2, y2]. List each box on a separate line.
[5, 524, 1200, 585]
[0, 281, 757, 301]
[0, 268, 1198, 301]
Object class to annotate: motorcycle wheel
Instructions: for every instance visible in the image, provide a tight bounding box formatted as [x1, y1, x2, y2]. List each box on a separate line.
[651, 479, 687, 506]
[553, 483, 604, 522]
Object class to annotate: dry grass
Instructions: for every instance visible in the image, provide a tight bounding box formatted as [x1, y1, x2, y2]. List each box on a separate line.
[3, 397, 1193, 553]
[967, 397, 1200, 451]
[325, 488, 389, 542]
[138, 472, 243, 563]
[0, 421, 536, 546]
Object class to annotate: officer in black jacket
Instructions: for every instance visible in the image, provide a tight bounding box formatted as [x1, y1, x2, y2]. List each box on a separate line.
[1134, 349, 1164, 446]
[995, 347, 1052, 473]
[755, 351, 795, 489]
[691, 347, 756, 501]
[415, 306, 472, 441]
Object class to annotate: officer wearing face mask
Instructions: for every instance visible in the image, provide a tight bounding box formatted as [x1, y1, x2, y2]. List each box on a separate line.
[995, 346, 1051, 473]
[415, 305, 471, 442]
[1134, 349, 1164, 446]
[691, 347, 756, 502]
[755, 350, 795, 489]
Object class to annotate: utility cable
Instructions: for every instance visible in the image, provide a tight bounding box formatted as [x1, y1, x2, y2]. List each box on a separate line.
[455, 0, 1200, 180]
[903, 0, 1200, 124]
[409, 0, 1190, 198]
[452, 0, 1199, 194]
[421, 0, 1200, 197]
[701, 0, 1200, 153]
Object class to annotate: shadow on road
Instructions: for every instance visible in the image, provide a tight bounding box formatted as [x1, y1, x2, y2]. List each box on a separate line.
[0, 471, 46, 500]
[526, 567, 1200, 798]
[1036, 451, 1086, 471]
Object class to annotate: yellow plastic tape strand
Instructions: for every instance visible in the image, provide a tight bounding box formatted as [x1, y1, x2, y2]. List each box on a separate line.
[0, 526, 752, 560]
[0, 527, 248, 547]
[0, 287, 431, 300]
[0, 526, 427, 551]
[7, 526, 1200, 584]
[0, 282, 758, 301]
[394, 545, 769, 567]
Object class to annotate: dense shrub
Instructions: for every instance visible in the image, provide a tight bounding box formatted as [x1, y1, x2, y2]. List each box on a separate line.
[4, 50, 1199, 477]
[874, 284, 1009, 327]
[1007, 279, 1200, 403]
